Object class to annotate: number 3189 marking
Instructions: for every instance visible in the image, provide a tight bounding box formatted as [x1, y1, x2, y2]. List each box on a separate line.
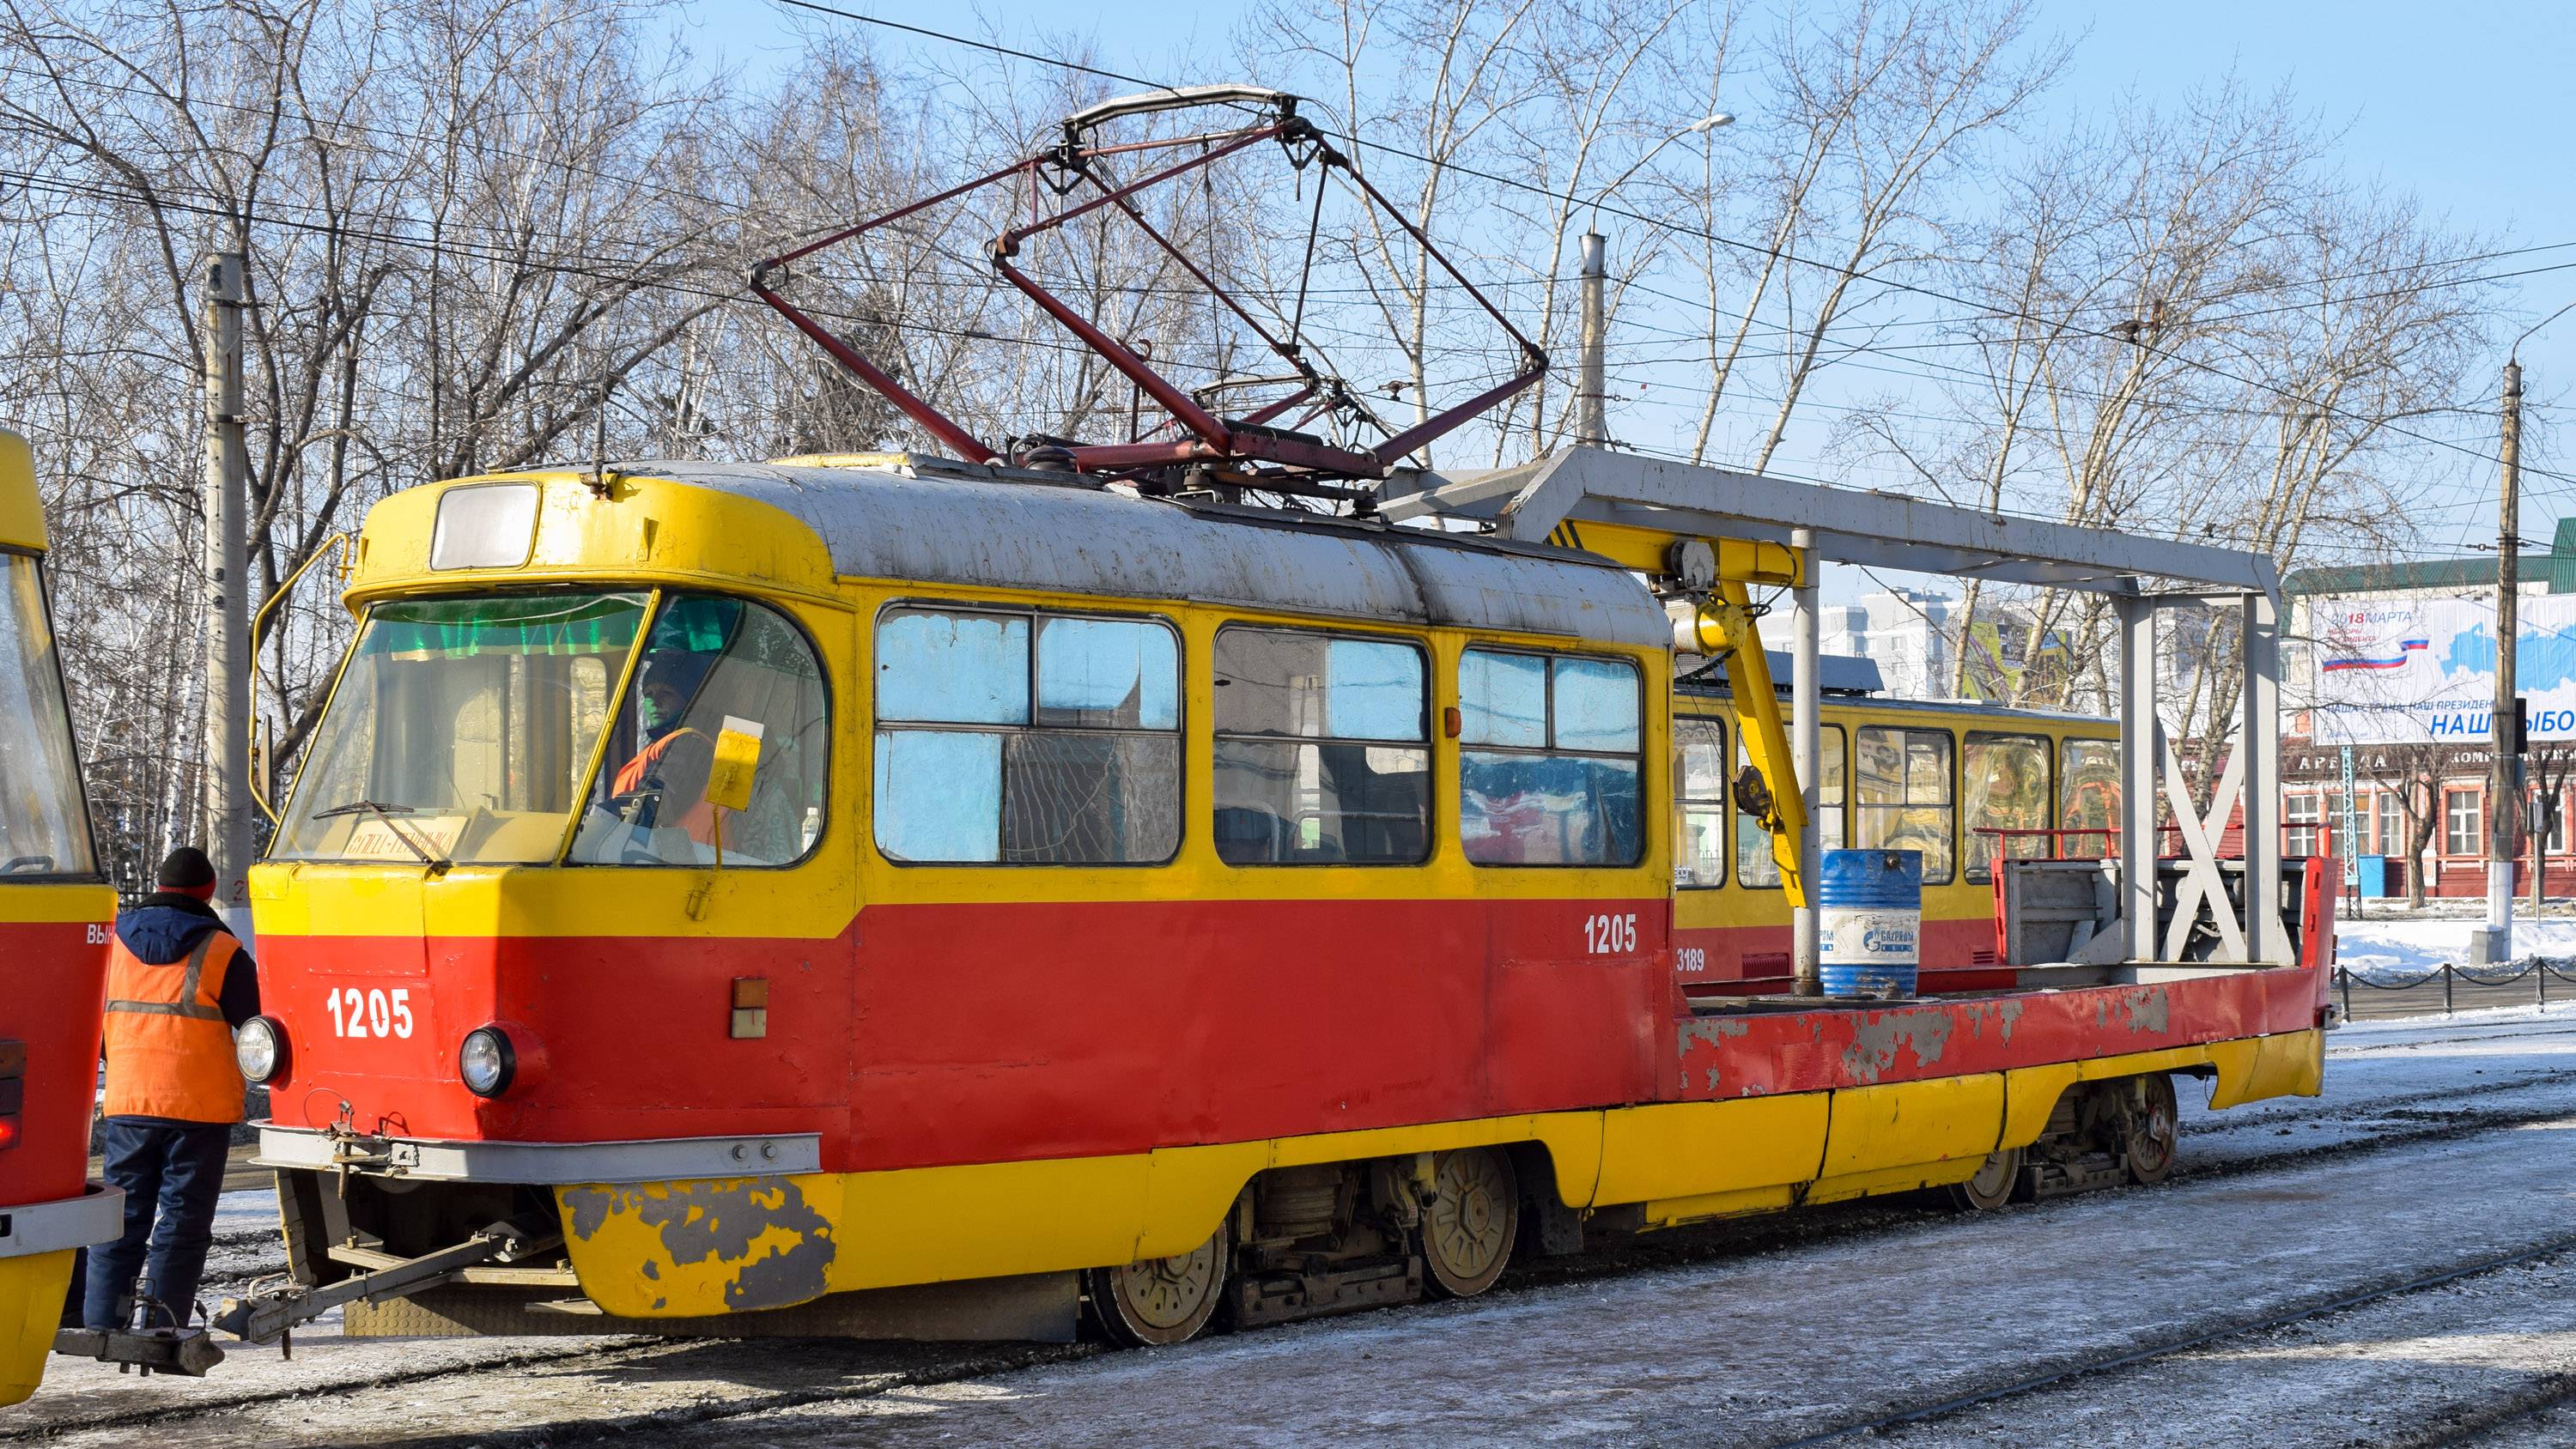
[325, 986, 414, 1039]
[1583, 912, 1638, 955]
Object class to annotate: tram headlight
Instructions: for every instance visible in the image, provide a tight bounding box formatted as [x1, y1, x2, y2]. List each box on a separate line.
[459, 1026, 516, 1098]
[235, 1016, 288, 1084]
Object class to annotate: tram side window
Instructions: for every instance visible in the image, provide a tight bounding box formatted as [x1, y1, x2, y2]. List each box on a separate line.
[2059, 737, 2121, 851]
[1675, 716, 1727, 888]
[1213, 627, 1429, 865]
[1736, 723, 1845, 888]
[1964, 731, 2052, 882]
[1856, 725, 1955, 884]
[1459, 649, 1643, 867]
[871, 608, 1181, 865]
[572, 595, 831, 868]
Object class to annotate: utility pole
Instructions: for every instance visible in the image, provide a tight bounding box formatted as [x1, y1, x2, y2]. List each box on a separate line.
[1576, 232, 1607, 447]
[201, 252, 252, 923]
[2481, 359, 2523, 964]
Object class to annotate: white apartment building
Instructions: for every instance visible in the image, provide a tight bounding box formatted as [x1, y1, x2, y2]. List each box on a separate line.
[1823, 588, 1959, 700]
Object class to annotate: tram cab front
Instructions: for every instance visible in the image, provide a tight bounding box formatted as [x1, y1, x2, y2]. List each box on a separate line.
[244, 472, 860, 1325]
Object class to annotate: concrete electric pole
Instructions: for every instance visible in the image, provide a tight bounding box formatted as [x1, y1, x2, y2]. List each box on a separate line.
[201, 251, 252, 920]
[2481, 358, 2523, 964]
[1576, 232, 1607, 448]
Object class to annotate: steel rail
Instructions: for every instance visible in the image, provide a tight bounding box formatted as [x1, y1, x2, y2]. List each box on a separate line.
[1769, 1230, 2576, 1447]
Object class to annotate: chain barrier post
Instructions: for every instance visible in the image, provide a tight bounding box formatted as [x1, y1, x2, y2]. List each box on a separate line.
[2341, 967, 2352, 1022]
[2444, 962, 2455, 1016]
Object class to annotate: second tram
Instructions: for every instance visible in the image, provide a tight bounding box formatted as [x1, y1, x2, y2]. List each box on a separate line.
[0, 430, 118, 1404]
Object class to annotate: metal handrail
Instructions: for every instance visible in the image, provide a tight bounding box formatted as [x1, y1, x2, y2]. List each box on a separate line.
[246, 532, 353, 822]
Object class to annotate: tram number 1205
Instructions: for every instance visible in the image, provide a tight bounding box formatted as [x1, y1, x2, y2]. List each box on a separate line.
[325, 986, 415, 1039]
[1583, 912, 1638, 955]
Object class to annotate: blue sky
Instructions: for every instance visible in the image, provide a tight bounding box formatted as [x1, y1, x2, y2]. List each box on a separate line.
[682, 0, 2576, 592]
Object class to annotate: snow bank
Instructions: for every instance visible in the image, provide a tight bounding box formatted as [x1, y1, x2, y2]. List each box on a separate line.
[2335, 914, 2576, 981]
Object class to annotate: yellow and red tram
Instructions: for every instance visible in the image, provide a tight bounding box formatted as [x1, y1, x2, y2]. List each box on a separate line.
[0, 431, 119, 1403]
[233, 452, 2330, 1345]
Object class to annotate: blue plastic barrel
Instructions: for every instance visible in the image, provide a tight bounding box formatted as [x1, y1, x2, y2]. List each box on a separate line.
[1818, 849, 1923, 998]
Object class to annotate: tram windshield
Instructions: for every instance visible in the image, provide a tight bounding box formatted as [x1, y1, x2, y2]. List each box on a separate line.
[273, 591, 648, 864]
[0, 552, 96, 877]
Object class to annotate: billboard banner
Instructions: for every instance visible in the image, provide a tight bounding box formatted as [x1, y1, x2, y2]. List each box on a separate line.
[2308, 593, 2576, 744]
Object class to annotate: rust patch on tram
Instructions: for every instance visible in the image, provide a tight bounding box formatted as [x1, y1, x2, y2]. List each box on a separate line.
[1840, 1008, 1954, 1083]
[2091, 985, 2172, 1035]
[562, 1176, 836, 1312]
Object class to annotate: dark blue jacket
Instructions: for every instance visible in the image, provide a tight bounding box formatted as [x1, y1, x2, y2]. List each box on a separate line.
[114, 892, 260, 1027]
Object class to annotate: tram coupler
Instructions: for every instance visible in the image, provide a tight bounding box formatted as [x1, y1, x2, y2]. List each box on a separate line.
[215, 1215, 558, 1345]
[52, 1325, 227, 1378]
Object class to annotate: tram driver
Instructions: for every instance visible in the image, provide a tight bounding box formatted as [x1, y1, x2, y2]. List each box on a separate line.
[610, 647, 720, 849]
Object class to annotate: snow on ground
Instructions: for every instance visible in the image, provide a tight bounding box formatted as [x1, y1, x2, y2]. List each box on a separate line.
[22, 1012, 2576, 1446]
[2336, 913, 2576, 980]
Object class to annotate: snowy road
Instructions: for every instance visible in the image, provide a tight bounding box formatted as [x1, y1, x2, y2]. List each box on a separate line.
[13, 1006, 2576, 1448]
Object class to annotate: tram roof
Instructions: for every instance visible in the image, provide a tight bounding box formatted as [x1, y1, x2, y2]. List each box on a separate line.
[607, 457, 1678, 649]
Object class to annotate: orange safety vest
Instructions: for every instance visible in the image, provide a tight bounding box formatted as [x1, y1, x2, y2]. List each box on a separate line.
[102, 930, 246, 1124]
[612, 728, 722, 846]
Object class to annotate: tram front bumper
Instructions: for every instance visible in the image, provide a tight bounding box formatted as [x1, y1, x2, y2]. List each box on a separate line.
[0, 1182, 123, 1261]
[252, 1123, 821, 1183]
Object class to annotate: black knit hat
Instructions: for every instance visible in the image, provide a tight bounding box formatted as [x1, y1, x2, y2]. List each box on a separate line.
[156, 846, 216, 891]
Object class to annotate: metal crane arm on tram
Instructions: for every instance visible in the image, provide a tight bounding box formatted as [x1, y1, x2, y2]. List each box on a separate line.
[1388, 445, 2293, 970]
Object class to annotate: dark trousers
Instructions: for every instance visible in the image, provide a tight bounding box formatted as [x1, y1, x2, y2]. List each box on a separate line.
[82, 1119, 232, 1331]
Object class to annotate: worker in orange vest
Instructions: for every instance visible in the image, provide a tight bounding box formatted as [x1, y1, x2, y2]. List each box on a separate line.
[80, 847, 260, 1332]
[611, 648, 720, 846]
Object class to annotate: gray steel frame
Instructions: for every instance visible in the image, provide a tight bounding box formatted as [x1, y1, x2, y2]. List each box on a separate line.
[1387, 446, 2291, 969]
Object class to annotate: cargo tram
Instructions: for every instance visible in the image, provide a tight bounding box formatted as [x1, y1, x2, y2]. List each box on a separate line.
[0, 431, 119, 1403]
[231, 452, 2330, 1345]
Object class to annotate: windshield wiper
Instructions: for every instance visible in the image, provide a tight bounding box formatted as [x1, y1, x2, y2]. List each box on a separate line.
[309, 799, 450, 873]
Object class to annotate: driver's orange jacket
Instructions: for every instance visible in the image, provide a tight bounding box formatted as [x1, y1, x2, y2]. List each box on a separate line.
[613, 727, 721, 846]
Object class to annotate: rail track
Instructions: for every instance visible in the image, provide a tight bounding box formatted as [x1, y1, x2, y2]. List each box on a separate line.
[15, 1014, 2575, 1447]
[1774, 1237, 2576, 1447]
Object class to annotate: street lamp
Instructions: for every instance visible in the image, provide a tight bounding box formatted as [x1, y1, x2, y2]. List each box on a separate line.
[1575, 113, 1735, 448]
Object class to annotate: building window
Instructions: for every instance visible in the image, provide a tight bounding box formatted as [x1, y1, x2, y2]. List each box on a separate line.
[2444, 789, 2482, 858]
[2535, 790, 2562, 855]
[872, 606, 1181, 864]
[1738, 723, 1845, 888]
[1458, 648, 1643, 867]
[1856, 725, 1954, 884]
[2375, 791, 2404, 855]
[1213, 627, 1430, 865]
[1964, 731, 2051, 882]
[1676, 716, 1726, 888]
[2283, 793, 2322, 858]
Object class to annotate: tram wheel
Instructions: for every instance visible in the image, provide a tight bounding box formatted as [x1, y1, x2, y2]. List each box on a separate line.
[2121, 1073, 2180, 1185]
[1084, 1218, 1231, 1347]
[1947, 1146, 2023, 1211]
[1423, 1147, 1518, 1299]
